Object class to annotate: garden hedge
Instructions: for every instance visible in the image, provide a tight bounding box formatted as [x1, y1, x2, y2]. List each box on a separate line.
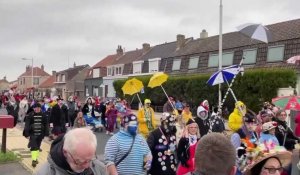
[113, 68, 297, 116]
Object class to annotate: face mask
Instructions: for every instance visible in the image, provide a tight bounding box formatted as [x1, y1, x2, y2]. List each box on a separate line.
[127, 125, 137, 136]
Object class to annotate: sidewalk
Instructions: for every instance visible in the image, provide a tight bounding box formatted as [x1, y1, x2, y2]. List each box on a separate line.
[0, 125, 51, 174]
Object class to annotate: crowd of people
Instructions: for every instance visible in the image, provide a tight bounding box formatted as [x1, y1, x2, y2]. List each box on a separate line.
[1, 90, 300, 175]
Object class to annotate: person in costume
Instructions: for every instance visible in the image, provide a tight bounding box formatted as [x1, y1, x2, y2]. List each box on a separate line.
[18, 96, 28, 123]
[195, 100, 210, 136]
[137, 99, 156, 138]
[177, 118, 200, 175]
[181, 103, 192, 124]
[240, 143, 292, 175]
[23, 103, 49, 167]
[231, 112, 258, 175]
[147, 112, 177, 175]
[228, 101, 247, 132]
[50, 97, 68, 140]
[259, 121, 279, 146]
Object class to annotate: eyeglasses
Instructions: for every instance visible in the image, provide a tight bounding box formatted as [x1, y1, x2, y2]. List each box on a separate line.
[67, 151, 96, 166]
[263, 167, 283, 174]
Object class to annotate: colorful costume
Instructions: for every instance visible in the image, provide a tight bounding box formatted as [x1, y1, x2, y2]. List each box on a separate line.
[137, 99, 156, 138]
[228, 101, 246, 132]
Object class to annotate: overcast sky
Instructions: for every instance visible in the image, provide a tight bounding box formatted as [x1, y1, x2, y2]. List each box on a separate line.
[1, 0, 299, 81]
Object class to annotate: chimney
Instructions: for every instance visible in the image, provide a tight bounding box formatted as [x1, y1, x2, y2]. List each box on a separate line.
[200, 29, 208, 38]
[176, 34, 185, 49]
[26, 65, 30, 72]
[3, 76, 6, 80]
[142, 43, 151, 53]
[73, 62, 76, 67]
[41, 64, 44, 70]
[52, 71, 56, 76]
[116, 45, 123, 56]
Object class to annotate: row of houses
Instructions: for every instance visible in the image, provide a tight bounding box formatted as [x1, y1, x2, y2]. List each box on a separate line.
[2, 18, 300, 101]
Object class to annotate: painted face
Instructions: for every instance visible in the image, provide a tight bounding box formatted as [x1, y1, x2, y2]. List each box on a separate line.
[260, 157, 282, 175]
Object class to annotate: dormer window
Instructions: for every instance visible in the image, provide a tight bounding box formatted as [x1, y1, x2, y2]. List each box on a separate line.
[148, 58, 161, 72]
[133, 61, 143, 74]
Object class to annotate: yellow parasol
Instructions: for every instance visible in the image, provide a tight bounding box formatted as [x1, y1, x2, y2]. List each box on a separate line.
[122, 78, 143, 105]
[148, 72, 176, 110]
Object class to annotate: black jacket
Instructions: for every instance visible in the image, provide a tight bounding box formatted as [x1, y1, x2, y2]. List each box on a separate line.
[177, 137, 200, 167]
[274, 118, 300, 150]
[23, 111, 49, 138]
[82, 104, 95, 117]
[50, 104, 68, 126]
[6, 102, 19, 126]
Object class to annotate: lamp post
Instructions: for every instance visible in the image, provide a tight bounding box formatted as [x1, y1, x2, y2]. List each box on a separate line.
[21, 58, 34, 98]
[218, 0, 223, 113]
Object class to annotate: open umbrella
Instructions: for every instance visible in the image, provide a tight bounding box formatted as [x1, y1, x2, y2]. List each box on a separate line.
[148, 72, 176, 110]
[237, 23, 272, 43]
[122, 78, 143, 105]
[272, 96, 300, 110]
[286, 55, 300, 64]
[207, 64, 243, 86]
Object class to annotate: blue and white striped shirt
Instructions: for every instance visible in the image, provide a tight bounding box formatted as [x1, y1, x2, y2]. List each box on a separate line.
[104, 130, 151, 175]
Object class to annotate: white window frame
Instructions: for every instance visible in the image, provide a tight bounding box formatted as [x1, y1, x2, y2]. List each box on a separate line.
[243, 48, 257, 64]
[93, 68, 100, 78]
[107, 67, 113, 76]
[188, 56, 199, 69]
[148, 58, 161, 72]
[133, 61, 143, 74]
[33, 77, 39, 85]
[172, 59, 181, 71]
[61, 74, 65, 82]
[267, 45, 285, 62]
[208, 52, 234, 67]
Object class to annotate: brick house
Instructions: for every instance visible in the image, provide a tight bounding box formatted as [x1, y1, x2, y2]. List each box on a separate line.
[53, 63, 90, 101]
[17, 65, 50, 96]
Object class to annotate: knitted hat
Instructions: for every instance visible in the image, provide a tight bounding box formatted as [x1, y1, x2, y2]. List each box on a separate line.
[186, 118, 196, 126]
[244, 112, 257, 123]
[122, 114, 137, 125]
[262, 121, 277, 132]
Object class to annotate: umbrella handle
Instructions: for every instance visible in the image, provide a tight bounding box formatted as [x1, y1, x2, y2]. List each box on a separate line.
[160, 85, 176, 111]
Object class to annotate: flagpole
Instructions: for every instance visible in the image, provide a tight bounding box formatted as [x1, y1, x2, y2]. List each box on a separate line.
[218, 0, 223, 113]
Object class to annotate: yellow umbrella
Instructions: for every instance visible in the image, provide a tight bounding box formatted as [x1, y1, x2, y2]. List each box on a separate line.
[148, 72, 176, 111]
[122, 78, 143, 105]
[148, 72, 168, 88]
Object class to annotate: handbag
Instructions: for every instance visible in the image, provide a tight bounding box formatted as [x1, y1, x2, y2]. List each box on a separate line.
[115, 135, 136, 166]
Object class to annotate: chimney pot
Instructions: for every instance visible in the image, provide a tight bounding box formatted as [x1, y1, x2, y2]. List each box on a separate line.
[142, 43, 151, 53]
[52, 71, 56, 76]
[3, 76, 6, 80]
[116, 45, 124, 56]
[41, 64, 44, 70]
[73, 62, 76, 67]
[200, 29, 208, 38]
[176, 34, 185, 49]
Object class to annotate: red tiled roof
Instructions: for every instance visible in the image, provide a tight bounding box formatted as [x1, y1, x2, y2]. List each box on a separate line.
[0, 79, 9, 84]
[92, 54, 121, 68]
[114, 49, 144, 64]
[19, 67, 50, 77]
[38, 75, 55, 88]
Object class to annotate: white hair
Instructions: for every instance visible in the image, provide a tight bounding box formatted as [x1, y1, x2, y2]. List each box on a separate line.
[63, 128, 97, 153]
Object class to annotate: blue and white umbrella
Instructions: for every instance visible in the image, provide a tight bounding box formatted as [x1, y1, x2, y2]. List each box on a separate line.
[207, 64, 243, 86]
[237, 23, 272, 43]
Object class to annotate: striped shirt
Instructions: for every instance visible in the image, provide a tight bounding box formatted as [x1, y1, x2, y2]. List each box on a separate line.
[104, 130, 151, 175]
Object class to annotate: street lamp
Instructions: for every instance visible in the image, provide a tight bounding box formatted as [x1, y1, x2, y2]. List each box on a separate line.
[21, 58, 34, 98]
[218, 0, 223, 113]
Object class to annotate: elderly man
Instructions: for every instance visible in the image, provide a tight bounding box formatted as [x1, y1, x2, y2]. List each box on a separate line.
[105, 114, 152, 175]
[35, 128, 106, 175]
[195, 133, 237, 175]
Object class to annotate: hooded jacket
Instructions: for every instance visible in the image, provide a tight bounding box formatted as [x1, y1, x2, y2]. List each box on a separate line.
[35, 135, 107, 175]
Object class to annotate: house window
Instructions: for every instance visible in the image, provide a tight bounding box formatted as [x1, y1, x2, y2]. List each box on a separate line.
[85, 87, 89, 96]
[61, 74, 65, 82]
[208, 52, 234, 67]
[107, 67, 112, 76]
[93, 68, 100, 78]
[188, 56, 199, 69]
[23, 77, 25, 84]
[56, 75, 60, 82]
[243, 49, 257, 64]
[172, 59, 181, 70]
[115, 66, 123, 75]
[267, 45, 285, 62]
[148, 58, 161, 72]
[33, 78, 39, 85]
[93, 87, 99, 96]
[133, 61, 143, 74]
[20, 79, 22, 85]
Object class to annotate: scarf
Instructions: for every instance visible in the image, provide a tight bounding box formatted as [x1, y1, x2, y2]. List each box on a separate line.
[144, 108, 153, 130]
[189, 134, 197, 145]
